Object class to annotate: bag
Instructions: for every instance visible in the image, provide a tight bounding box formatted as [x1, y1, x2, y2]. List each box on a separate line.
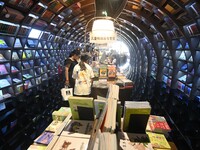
[61, 86, 73, 101]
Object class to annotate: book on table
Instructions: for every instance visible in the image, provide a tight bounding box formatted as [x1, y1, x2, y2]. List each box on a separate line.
[123, 101, 151, 133]
[61, 119, 93, 138]
[51, 135, 89, 150]
[68, 96, 94, 120]
[146, 132, 171, 149]
[117, 131, 154, 150]
[146, 115, 171, 134]
[34, 131, 54, 145]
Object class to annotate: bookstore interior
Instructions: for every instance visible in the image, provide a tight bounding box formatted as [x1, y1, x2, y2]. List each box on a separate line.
[0, 0, 200, 150]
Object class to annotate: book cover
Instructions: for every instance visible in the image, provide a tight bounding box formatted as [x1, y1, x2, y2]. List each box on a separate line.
[94, 99, 106, 117]
[27, 144, 46, 150]
[51, 136, 89, 150]
[146, 132, 171, 149]
[68, 96, 94, 120]
[0, 38, 8, 48]
[23, 74, 32, 79]
[14, 38, 22, 48]
[11, 66, 19, 73]
[61, 120, 93, 138]
[12, 52, 19, 60]
[25, 50, 32, 58]
[118, 132, 153, 150]
[0, 64, 8, 75]
[99, 65, 107, 78]
[123, 101, 151, 133]
[23, 62, 31, 69]
[0, 54, 7, 62]
[34, 131, 54, 145]
[93, 67, 99, 78]
[146, 115, 171, 134]
[45, 120, 63, 133]
[0, 79, 10, 88]
[107, 65, 116, 78]
[13, 78, 22, 83]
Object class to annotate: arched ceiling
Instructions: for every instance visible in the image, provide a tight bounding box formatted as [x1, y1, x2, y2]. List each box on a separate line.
[1, 0, 198, 46]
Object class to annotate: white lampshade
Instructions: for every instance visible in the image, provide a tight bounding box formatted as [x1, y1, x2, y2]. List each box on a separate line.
[90, 19, 117, 43]
[92, 19, 115, 32]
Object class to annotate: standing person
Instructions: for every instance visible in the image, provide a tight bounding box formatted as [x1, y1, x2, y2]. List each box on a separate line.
[64, 50, 80, 89]
[72, 54, 94, 97]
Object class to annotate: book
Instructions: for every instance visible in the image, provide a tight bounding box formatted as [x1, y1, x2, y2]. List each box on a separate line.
[13, 78, 22, 83]
[61, 120, 93, 138]
[0, 54, 7, 62]
[22, 61, 30, 69]
[14, 38, 22, 48]
[45, 120, 63, 133]
[99, 65, 107, 78]
[123, 101, 151, 133]
[27, 144, 46, 150]
[23, 74, 32, 79]
[0, 39, 8, 48]
[68, 96, 94, 120]
[0, 64, 8, 75]
[0, 79, 11, 88]
[27, 39, 35, 48]
[146, 115, 171, 134]
[94, 99, 106, 117]
[146, 132, 171, 149]
[34, 131, 54, 145]
[25, 50, 32, 58]
[12, 52, 19, 60]
[118, 132, 153, 150]
[107, 65, 116, 78]
[11, 66, 19, 73]
[51, 135, 89, 150]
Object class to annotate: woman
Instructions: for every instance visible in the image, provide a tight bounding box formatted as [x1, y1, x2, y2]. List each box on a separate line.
[64, 50, 80, 89]
[72, 54, 94, 96]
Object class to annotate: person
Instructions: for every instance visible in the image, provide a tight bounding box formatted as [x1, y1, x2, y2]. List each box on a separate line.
[64, 50, 80, 89]
[72, 53, 94, 96]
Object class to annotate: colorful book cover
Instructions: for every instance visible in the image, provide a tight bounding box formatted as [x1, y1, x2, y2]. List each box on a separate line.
[93, 67, 99, 77]
[0, 64, 8, 75]
[68, 96, 94, 120]
[0, 39, 8, 48]
[146, 132, 171, 149]
[123, 101, 151, 133]
[146, 115, 171, 134]
[61, 120, 93, 138]
[99, 65, 107, 78]
[0, 79, 10, 88]
[51, 136, 89, 150]
[107, 65, 116, 78]
[11, 66, 19, 73]
[34, 131, 54, 145]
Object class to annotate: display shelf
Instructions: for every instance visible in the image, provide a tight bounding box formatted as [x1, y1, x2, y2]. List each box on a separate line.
[185, 2, 200, 19]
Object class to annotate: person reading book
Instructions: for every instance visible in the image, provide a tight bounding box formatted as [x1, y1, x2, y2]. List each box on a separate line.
[72, 53, 94, 96]
[64, 50, 80, 89]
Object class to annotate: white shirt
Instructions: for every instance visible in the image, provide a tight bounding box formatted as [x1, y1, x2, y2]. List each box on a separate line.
[72, 63, 94, 95]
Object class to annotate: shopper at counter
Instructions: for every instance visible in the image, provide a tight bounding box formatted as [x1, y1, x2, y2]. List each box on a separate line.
[72, 53, 94, 96]
[64, 50, 80, 88]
